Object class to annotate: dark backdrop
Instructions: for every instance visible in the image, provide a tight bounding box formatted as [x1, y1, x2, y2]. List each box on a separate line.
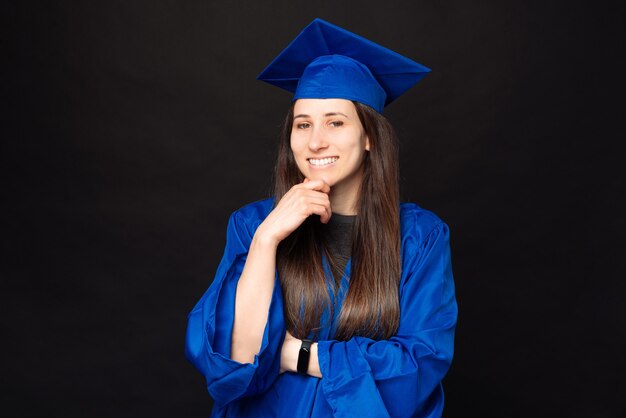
[4, 1, 625, 417]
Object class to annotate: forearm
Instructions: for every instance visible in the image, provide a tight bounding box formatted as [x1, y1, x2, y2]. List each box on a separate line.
[231, 179, 332, 364]
[231, 228, 278, 364]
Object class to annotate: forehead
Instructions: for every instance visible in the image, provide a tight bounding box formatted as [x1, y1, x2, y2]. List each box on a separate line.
[293, 98, 357, 116]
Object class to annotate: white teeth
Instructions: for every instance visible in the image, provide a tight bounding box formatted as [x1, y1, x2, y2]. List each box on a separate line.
[309, 157, 338, 166]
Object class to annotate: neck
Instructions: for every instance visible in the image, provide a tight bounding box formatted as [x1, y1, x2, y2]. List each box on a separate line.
[329, 175, 361, 216]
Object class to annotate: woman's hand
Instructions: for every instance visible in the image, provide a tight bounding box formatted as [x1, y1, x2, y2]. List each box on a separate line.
[256, 178, 331, 247]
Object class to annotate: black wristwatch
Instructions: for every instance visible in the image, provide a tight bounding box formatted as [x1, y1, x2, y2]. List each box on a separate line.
[297, 339, 313, 374]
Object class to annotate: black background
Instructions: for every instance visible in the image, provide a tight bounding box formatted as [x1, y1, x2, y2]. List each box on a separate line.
[4, 1, 625, 417]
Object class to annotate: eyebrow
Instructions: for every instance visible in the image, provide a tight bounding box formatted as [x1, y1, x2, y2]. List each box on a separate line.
[293, 112, 350, 119]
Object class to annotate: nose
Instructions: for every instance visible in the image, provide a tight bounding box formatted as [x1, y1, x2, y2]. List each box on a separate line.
[307, 126, 329, 152]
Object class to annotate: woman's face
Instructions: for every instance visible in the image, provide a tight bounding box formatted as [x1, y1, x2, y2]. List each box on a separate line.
[290, 99, 370, 198]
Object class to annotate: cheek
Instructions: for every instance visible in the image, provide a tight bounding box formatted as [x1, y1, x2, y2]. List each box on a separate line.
[290, 135, 304, 156]
[345, 134, 367, 157]
[289, 139, 307, 171]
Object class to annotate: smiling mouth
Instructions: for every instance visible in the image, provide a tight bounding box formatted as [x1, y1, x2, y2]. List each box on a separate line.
[308, 157, 339, 167]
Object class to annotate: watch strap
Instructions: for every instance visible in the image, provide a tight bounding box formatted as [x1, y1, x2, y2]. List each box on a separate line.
[297, 339, 313, 374]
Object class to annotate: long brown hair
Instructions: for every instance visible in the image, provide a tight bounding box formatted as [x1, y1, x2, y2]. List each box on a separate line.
[274, 101, 401, 341]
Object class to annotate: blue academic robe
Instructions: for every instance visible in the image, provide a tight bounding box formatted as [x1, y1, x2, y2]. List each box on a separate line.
[185, 198, 457, 417]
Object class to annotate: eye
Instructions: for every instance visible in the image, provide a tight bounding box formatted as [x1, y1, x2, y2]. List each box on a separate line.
[329, 120, 344, 127]
[295, 122, 311, 129]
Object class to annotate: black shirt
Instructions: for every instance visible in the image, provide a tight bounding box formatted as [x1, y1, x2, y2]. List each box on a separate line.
[321, 213, 356, 281]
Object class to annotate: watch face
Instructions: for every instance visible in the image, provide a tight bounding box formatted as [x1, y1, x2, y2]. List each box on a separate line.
[297, 340, 313, 374]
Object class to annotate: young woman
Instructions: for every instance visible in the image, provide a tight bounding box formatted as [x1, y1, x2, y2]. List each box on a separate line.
[185, 19, 457, 418]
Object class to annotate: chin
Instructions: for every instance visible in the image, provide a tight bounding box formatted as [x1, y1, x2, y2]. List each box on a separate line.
[308, 174, 334, 186]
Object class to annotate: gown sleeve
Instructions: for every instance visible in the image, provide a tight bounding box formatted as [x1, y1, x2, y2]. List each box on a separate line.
[184, 209, 285, 407]
[316, 221, 457, 418]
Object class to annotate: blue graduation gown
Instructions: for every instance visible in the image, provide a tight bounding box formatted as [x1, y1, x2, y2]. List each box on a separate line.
[185, 198, 457, 417]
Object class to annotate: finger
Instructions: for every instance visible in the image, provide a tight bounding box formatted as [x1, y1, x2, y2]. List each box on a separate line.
[298, 190, 331, 221]
[318, 181, 331, 194]
[322, 205, 332, 224]
[301, 179, 331, 194]
[309, 204, 328, 220]
[303, 195, 331, 218]
[299, 179, 322, 189]
[320, 205, 332, 224]
[310, 202, 332, 224]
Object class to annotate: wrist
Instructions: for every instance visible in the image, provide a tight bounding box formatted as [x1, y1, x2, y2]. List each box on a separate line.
[281, 337, 301, 373]
[253, 224, 280, 248]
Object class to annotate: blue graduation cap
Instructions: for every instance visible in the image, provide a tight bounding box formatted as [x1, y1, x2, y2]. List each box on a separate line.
[257, 18, 431, 112]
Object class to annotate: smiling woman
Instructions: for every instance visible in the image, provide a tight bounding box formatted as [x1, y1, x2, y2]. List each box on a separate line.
[290, 99, 370, 215]
[185, 18, 457, 418]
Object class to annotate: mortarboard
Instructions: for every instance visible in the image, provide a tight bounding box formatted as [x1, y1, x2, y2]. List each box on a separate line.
[257, 18, 431, 113]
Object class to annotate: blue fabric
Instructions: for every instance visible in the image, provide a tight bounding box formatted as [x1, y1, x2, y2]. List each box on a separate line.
[257, 18, 431, 112]
[294, 55, 387, 114]
[185, 198, 457, 417]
